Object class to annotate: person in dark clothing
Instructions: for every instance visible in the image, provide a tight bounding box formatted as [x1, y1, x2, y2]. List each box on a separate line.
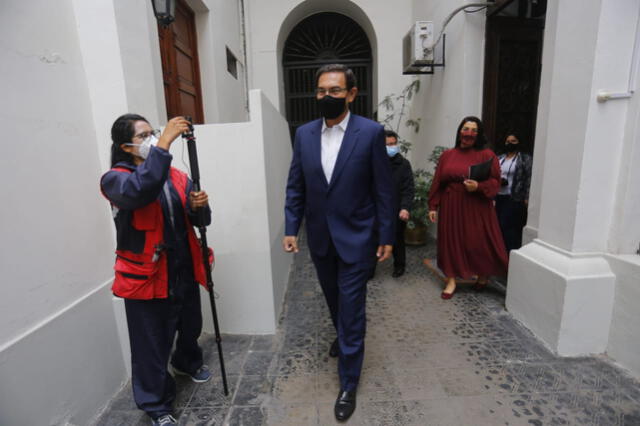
[385, 130, 415, 277]
[496, 133, 533, 254]
[101, 114, 213, 426]
[283, 64, 394, 422]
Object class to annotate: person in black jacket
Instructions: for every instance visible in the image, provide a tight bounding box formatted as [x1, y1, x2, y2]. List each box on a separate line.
[385, 130, 415, 277]
[496, 133, 533, 254]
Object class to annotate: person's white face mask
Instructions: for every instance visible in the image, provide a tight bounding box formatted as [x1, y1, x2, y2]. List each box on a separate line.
[126, 134, 158, 160]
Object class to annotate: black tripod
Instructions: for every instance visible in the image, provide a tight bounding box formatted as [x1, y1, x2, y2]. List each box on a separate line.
[182, 118, 229, 396]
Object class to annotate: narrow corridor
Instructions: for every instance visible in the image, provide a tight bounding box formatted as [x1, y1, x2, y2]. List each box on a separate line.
[96, 236, 640, 425]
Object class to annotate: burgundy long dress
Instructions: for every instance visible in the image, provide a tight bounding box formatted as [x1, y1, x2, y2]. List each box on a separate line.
[428, 147, 508, 278]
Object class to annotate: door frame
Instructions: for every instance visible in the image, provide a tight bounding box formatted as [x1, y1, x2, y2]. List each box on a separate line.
[482, 15, 544, 148]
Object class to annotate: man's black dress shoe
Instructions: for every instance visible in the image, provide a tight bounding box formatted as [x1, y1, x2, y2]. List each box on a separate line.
[329, 338, 339, 357]
[334, 390, 356, 421]
[392, 267, 405, 278]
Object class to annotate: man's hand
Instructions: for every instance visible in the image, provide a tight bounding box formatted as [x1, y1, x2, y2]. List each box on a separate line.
[463, 179, 479, 192]
[189, 191, 209, 209]
[399, 209, 410, 222]
[376, 245, 393, 262]
[283, 236, 299, 253]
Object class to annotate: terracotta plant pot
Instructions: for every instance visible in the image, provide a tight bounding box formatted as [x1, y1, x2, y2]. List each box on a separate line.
[404, 223, 428, 246]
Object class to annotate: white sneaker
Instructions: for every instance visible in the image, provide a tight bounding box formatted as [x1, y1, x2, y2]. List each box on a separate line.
[151, 414, 177, 425]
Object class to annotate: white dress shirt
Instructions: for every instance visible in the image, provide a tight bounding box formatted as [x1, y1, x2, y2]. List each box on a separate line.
[321, 111, 350, 183]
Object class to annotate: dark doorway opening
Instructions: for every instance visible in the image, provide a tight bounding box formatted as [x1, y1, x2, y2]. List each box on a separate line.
[283, 12, 373, 139]
[482, 0, 546, 153]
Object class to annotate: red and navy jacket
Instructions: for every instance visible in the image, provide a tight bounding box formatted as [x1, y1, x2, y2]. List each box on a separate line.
[100, 146, 211, 299]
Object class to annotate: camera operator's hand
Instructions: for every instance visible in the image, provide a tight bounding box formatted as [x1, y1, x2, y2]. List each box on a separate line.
[157, 116, 191, 151]
[189, 191, 209, 209]
[283, 236, 299, 253]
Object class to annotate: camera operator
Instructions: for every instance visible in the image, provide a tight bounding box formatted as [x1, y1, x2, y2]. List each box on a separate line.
[100, 114, 212, 426]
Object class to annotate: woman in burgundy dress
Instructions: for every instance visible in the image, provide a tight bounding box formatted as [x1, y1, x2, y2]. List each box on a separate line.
[428, 116, 508, 299]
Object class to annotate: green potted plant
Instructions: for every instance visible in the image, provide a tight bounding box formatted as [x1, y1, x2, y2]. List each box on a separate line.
[377, 80, 448, 245]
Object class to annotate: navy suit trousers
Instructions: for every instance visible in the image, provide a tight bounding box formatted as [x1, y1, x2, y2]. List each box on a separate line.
[124, 269, 204, 419]
[311, 241, 372, 392]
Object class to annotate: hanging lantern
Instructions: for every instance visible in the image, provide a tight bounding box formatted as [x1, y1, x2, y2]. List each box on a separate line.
[151, 0, 175, 27]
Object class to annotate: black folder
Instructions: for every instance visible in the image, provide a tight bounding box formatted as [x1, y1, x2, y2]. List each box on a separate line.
[468, 158, 493, 181]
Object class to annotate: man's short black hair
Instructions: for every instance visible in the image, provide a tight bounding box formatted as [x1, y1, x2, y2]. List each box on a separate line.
[385, 130, 399, 141]
[315, 64, 357, 90]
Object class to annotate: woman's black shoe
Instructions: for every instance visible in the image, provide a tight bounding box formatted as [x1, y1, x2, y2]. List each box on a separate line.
[334, 390, 357, 421]
[329, 338, 339, 357]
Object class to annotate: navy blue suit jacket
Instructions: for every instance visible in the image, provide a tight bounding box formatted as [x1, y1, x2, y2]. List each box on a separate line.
[285, 114, 394, 265]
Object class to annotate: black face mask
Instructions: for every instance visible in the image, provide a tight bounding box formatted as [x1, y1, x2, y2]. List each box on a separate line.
[505, 143, 518, 152]
[318, 95, 347, 120]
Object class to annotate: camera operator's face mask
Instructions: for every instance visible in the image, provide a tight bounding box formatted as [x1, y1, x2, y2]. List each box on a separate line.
[125, 134, 158, 160]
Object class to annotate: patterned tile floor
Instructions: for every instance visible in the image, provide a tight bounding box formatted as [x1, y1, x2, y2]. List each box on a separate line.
[94, 237, 640, 425]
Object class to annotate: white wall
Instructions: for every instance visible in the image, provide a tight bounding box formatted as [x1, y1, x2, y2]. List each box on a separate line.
[113, 0, 249, 126]
[165, 90, 292, 335]
[535, 0, 629, 253]
[604, 0, 640, 379]
[523, 0, 557, 243]
[245, 0, 414, 131]
[188, 0, 248, 124]
[73, 0, 130, 172]
[0, 1, 126, 424]
[507, 0, 640, 373]
[610, 42, 640, 256]
[257, 94, 296, 316]
[606, 255, 640, 376]
[0, 0, 260, 423]
[113, 0, 167, 127]
[409, 0, 487, 171]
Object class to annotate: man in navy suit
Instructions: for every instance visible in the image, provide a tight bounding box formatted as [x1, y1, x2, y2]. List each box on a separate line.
[283, 64, 394, 422]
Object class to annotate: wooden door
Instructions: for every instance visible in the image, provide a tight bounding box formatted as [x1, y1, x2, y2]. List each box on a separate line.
[158, 0, 204, 123]
[482, 16, 544, 152]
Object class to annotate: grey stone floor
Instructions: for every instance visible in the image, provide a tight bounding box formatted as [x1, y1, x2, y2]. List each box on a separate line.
[94, 239, 640, 425]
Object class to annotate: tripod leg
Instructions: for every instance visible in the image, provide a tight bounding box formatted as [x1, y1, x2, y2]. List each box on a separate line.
[206, 285, 229, 395]
[198, 225, 229, 396]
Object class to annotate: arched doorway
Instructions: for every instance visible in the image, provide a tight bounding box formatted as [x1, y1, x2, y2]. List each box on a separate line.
[283, 12, 373, 137]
